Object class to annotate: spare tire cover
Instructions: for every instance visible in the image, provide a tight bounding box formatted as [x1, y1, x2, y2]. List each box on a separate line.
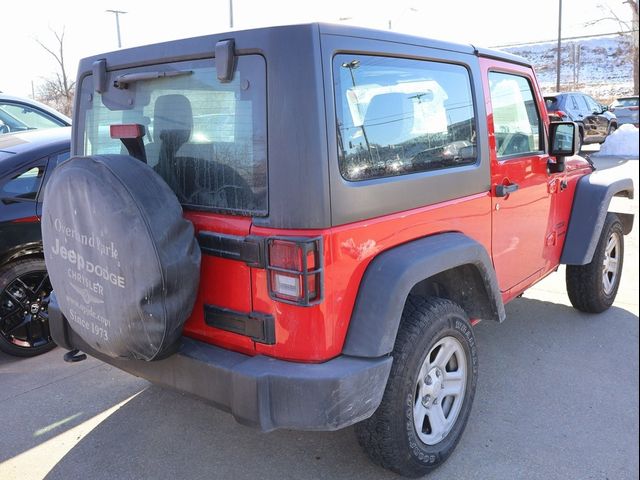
[42, 154, 201, 361]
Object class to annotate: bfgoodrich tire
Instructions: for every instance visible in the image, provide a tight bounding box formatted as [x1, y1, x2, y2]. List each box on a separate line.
[566, 213, 624, 313]
[355, 296, 478, 477]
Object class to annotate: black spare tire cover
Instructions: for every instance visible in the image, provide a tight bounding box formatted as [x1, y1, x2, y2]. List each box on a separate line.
[41, 154, 201, 361]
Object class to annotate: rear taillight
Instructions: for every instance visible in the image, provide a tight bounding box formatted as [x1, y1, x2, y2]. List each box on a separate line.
[267, 238, 323, 306]
[630, 106, 639, 111]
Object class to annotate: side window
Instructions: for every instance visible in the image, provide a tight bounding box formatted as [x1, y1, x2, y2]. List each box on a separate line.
[488, 72, 543, 158]
[585, 96, 600, 113]
[334, 55, 477, 181]
[0, 165, 45, 200]
[578, 95, 591, 112]
[570, 96, 580, 110]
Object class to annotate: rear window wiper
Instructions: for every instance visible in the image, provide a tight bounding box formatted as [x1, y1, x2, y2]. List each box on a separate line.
[113, 70, 192, 89]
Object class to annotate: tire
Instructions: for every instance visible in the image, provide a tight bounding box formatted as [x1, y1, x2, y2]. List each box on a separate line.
[42, 154, 200, 361]
[566, 213, 624, 313]
[355, 296, 478, 477]
[0, 258, 56, 357]
[599, 123, 616, 144]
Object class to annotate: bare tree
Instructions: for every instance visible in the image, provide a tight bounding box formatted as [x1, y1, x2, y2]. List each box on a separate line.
[34, 27, 75, 116]
[586, 1, 639, 94]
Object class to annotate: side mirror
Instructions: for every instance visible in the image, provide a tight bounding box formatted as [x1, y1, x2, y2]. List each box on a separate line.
[548, 121, 579, 173]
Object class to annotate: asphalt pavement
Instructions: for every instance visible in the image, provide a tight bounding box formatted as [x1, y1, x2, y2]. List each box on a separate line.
[0, 150, 637, 480]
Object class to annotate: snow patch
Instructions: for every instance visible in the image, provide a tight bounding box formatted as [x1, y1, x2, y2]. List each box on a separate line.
[594, 124, 639, 157]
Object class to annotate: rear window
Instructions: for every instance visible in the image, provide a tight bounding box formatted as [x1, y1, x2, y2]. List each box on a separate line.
[613, 97, 639, 107]
[544, 97, 559, 111]
[78, 55, 267, 216]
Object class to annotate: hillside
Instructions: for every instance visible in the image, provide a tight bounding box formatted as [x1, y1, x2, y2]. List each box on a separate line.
[503, 35, 635, 103]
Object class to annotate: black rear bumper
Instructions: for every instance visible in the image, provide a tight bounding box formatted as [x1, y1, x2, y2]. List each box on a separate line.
[49, 294, 392, 432]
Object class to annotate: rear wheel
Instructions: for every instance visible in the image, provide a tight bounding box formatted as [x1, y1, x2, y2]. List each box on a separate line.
[566, 213, 624, 313]
[0, 258, 55, 357]
[355, 296, 477, 477]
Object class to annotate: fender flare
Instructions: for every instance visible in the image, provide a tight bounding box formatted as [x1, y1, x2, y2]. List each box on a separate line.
[342, 232, 505, 358]
[561, 169, 634, 265]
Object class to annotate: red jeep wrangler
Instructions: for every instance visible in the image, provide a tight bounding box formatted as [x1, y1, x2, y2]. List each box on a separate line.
[43, 24, 634, 477]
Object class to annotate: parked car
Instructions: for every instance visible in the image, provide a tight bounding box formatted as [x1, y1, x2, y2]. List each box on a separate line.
[44, 24, 633, 477]
[0, 127, 70, 357]
[0, 93, 71, 134]
[609, 96, 639, 127]
[544, 92, 617, 149]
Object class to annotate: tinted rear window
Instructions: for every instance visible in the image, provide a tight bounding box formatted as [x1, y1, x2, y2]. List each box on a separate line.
[614, 97, 639, 107]
[78, 56, 267, 216]
[544, 97, 559, 111]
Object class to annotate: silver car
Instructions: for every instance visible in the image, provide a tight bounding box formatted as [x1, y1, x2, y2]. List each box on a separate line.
[610, 96, 639, 127]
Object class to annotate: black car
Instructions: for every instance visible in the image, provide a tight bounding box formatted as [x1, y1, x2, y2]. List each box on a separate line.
[544, 92, 617, 149]
[0, 127, 70, 356]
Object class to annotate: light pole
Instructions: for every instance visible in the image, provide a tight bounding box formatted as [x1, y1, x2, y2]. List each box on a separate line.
[106, 9, 127, 48]
[229, 0, 234, 28]
[556, 0, 562, 92]
[341, 60, 372, 161]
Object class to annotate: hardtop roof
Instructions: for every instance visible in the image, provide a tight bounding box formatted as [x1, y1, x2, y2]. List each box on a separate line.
[76, 22, 531, 73]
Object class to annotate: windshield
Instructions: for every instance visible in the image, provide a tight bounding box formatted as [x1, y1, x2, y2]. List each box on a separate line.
[78, 55, 267, 216]
[0, 102, 66, 132]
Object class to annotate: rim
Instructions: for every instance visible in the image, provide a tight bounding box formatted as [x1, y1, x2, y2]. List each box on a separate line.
[602, 231, 620, 296]
[413, 336, 467, 445]
[0, 270, 52, 349]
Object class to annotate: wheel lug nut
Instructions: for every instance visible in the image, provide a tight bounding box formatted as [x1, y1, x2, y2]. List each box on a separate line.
[422, 395, 431, 407]
[425, 376, 432, 386]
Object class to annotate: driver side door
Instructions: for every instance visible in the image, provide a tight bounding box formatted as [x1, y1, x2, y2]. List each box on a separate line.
[481, 60, 556, 294]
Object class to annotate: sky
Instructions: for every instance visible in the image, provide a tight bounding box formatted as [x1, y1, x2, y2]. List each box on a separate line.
[0, 0, 634, 98]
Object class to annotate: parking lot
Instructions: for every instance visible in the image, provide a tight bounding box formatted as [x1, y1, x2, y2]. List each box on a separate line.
[0, 151, 637, 480]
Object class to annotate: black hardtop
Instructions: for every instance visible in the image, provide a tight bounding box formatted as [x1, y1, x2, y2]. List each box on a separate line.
[76, 22, 529, 76]
[73, 23, 529, 229]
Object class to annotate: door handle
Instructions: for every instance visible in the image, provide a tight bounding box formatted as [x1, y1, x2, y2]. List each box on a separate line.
[495, 183, 519, 197]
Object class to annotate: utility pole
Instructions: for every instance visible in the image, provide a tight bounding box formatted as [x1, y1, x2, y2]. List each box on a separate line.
[229, 0, 234, 29]
[106, 9, 127, 48]
[556, 0, 562, 92]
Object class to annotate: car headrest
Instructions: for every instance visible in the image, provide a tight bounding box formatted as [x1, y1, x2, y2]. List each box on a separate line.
[153, 94, 193, 145]
[363, 93, 413, 147]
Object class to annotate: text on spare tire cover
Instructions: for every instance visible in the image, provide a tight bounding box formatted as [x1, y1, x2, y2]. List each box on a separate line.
[49, 217, 126, 289]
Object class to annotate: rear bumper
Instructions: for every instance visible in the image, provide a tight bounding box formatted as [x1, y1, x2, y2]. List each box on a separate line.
[49, 295, 392, 432]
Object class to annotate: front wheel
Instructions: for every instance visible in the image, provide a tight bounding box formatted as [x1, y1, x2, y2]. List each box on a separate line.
[599, 123, 616, 144]
[355, 296, 478, 477]
[566, 213, 624, 313]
